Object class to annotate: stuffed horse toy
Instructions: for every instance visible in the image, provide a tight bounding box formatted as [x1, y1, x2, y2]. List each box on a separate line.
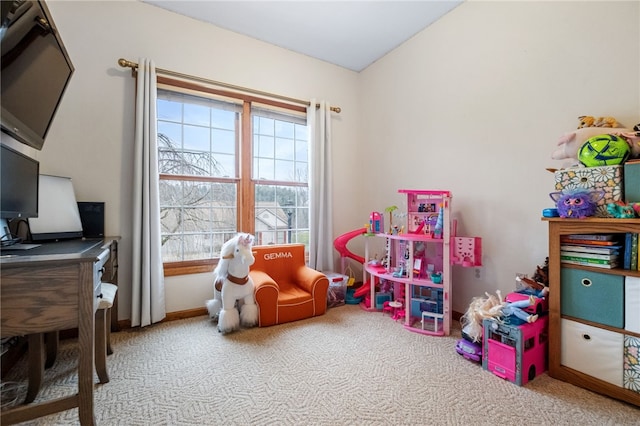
[205, 233, 259, 334]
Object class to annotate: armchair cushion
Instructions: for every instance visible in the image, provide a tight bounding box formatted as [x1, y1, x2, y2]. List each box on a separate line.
[250, 244, 329, 327]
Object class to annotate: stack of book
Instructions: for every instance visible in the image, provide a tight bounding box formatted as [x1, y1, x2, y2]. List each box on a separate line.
[560, 234, 622, 269]
[623, 232, 640, 271]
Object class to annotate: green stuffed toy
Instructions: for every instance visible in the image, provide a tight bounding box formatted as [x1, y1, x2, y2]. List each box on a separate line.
[606, 201, 640, 218]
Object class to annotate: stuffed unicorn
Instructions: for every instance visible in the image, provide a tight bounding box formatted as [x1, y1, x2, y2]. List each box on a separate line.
[206, 233, 259, 334]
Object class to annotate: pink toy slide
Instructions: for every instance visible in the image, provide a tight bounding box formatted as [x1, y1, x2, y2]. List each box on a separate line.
[334, 228, 369, 301]
[353, 281, 371, 298]
[334, 227, 366, 266]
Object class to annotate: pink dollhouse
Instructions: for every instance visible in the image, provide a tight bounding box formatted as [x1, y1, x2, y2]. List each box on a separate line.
[362, 189, 482, 337]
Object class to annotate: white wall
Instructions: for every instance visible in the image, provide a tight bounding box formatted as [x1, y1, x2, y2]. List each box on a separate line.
[42, 0, 361, 319]
[360, 0, 639, 313]
[29, 0, 639, 320]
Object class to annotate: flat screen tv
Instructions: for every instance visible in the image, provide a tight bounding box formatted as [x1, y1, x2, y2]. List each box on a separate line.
[28, 174, 83, 241]
[0, 0, 74, 150]
[0, 144, 39, 220]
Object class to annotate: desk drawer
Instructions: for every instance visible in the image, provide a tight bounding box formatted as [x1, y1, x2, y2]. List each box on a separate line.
[94, 249, 109, 310]
[561, 268, 624, 328]
[1, 263, 80, 335]
[100, 241, 118, 283]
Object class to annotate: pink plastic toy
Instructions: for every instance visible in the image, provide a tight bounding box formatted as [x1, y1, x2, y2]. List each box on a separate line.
[369, 211, 384, 234]
[334, 227, 366, 274]
[482, 316, 548, 386]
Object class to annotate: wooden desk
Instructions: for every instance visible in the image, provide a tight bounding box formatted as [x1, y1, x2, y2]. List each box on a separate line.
[0, 238, 118, 425]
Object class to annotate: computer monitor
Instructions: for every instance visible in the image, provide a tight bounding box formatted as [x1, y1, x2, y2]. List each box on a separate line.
[0, 144, 39, 220]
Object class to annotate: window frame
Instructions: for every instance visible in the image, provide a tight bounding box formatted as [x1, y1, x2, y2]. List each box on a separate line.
[156, 76, 307, 276]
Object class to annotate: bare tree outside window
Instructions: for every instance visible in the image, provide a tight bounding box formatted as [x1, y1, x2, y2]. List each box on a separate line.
[156, 88, 309, 272]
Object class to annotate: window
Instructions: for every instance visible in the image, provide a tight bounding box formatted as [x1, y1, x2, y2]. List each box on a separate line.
[253, 107, 309, 247]
[156, 82, 309, 276]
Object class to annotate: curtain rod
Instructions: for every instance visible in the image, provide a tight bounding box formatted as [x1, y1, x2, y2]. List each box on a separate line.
[117, 58, 341, 113]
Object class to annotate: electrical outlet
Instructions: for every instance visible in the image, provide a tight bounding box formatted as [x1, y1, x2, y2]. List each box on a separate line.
[475, 268, 481, 279]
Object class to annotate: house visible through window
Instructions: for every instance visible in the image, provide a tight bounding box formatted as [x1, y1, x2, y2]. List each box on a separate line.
[156, 84, 309, 276]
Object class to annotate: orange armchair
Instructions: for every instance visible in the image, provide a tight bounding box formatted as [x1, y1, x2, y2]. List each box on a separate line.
[250, 244, 329, 327]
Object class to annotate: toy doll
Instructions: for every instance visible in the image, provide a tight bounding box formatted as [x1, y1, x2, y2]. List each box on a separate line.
[461, 289, 541, 342]
[501, 295, 539, 324]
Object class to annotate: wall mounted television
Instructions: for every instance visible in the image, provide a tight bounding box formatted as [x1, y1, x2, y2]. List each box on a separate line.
[0, 144, 39, 220]
[0, 0, 74, 150]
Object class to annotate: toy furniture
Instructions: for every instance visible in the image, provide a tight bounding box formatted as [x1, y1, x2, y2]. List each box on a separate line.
[394, 308, 406, 322]
[375, 292, 392, 309]
[382, 300, 394, 316]
[390, 299, 405, 321]
[544, 218, 640, 406]
[421, 310, 444, 332]
[250, 243, 329, 327]
[482, 316, 548, 386]
[364, 190, 452, 335]
[363, 189, 481, 336]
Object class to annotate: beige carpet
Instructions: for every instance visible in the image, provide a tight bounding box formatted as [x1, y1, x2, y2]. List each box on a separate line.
[2, 304, 639, 425]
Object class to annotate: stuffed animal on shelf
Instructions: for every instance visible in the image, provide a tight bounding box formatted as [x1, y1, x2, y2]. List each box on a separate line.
[532, 257, 549, 287]
[549, 189, 603, 218]
[552, 126, 638, 162]
[515, 259, 549, 294]
[607, 201, 640, 218]
[517, 275, 545, 291]
[614, 123, 640, 155]
[577, 115, 619, 129]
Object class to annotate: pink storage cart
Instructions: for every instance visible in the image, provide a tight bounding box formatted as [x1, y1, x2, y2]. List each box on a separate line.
[482, 316, 548, 386]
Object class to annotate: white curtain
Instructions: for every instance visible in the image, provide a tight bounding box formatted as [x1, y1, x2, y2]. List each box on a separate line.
[131, 58, 166, 327]
[308, 99, 334, 272]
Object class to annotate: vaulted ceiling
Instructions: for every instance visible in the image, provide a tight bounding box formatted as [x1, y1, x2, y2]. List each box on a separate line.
[142, 1, 463, 72]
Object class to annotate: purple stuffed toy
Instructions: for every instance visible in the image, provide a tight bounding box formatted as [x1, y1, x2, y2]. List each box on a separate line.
[549, 189, 602, 218]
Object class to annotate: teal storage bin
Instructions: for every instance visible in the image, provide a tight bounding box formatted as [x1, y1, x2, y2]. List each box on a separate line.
[561, 268, 624, 328]
[624, 160, 640, 203]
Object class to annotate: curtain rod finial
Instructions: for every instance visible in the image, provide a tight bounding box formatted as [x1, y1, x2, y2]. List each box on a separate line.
[118, 58, 136, 68]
